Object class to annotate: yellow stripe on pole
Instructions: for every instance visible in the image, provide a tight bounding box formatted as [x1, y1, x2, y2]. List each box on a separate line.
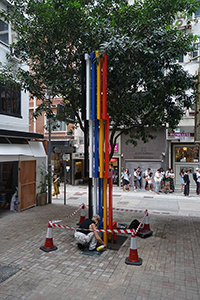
[103, 177, 108, 244]
[99, 119, 104, 178]
[96, 51, 101, 120]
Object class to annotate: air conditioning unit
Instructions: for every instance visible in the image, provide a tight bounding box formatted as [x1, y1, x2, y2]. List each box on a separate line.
[10, 47, 20, 62]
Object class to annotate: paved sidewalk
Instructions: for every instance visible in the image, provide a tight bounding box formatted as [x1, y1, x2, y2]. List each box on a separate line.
[0, 185, 200, 299]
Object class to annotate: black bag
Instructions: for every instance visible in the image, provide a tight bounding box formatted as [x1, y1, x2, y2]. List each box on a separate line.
[57, 179, 60, 187]
[128, 219, 140, 230]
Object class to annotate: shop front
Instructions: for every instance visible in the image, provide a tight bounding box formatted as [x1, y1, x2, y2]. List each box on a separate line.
[173, 144, 199, 189]
[0, 137, 47, 212]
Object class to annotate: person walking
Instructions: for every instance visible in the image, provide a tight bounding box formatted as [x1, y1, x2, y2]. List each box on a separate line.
[52, 173, 60, 198]
[183, 169, 190, 197]
[179, 168, 185, 194]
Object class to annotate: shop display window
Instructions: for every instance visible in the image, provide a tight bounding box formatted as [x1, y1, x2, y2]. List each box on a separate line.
[175, 146, 199, 162]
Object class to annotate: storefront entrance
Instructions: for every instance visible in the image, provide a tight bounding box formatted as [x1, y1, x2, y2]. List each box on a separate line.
[173, 144, 199, 189]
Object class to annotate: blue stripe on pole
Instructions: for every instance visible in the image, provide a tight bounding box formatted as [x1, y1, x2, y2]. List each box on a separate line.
[94, 119, 99, 178]
[90, 52, 96, 120]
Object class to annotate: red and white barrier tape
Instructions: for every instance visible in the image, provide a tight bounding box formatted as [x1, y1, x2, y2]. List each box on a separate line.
[50, 210, 148, 234]
[52, 203, 84, 224]
[50, 221, 135, 234]
[112, 208, 145, 214]
[135, 210, 148, 234]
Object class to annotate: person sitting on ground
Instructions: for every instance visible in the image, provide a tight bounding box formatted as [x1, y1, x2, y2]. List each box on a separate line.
[74, 214, 107, 251]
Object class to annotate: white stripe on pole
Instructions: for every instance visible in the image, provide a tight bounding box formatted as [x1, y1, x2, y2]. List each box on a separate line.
[93, 178, 97, 215]
[84, 53, 91, 120]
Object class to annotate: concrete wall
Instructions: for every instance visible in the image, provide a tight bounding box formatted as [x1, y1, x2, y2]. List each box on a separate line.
[121, 127, 166, 186]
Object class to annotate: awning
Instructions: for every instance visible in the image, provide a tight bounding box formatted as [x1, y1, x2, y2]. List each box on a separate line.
[0, 142, 47, 162]
[0, 129, 44, 140]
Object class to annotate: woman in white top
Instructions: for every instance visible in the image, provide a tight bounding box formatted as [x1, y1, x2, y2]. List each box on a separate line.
[148, 172, 154, 191]
[154, 169, 162, 194]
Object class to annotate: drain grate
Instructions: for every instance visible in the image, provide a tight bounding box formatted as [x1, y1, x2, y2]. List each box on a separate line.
[0, 264, 20, 283]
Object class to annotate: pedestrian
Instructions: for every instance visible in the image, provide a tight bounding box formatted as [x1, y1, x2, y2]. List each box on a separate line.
[169, 169, 175, 192]
[74, 214, 106, 251]
[148, 172, 154, 191]
[164, 168, 172, 194]
[144, 168, 151, 190]
[133, 168, 139, 191]
[183, 169, 190, 197]
[121, 168, 131, 191]
[196, 168, 200, 195]
[160, 168, 165, 191]
[179, 168, 185, 194]
[137, 166, 142, 189]
[193, 167, 199, 195]
[52, 173, 60, 198]
[154, 169, 162, 194]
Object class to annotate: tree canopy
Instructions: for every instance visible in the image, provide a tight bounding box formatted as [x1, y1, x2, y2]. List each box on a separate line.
[0, 0, 199, 157]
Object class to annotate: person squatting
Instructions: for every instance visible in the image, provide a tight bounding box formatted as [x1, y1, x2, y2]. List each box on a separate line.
[74, 214, 106, 251]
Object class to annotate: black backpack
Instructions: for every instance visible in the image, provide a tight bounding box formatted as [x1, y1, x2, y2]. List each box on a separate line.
[128, 219, 140, 230]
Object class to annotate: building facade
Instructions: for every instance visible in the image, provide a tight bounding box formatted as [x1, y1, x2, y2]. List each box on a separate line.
[0, 2, 47, 211]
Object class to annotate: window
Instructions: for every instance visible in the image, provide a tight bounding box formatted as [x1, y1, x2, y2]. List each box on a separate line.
[0, 20, 8, 45]
[178, 54, 184, 63]
[192, 43, 199, 61]
[195, 7, 200, 18]
[0, 83, 21, 117]
[52, 120, 67, 132]
[175, 146, 199, 162]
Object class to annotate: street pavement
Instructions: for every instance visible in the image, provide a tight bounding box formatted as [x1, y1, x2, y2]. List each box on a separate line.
[0, 184, 200, 300]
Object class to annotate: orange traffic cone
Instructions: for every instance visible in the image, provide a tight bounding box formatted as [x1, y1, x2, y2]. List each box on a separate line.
[77, 204, 86, 225]
[125, 232, 142, 265]
[40, 220, 58, 252]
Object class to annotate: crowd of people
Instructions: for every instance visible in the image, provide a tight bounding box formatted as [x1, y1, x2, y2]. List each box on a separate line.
[121, 167, 176, 195]
[121, 166, 200, 197]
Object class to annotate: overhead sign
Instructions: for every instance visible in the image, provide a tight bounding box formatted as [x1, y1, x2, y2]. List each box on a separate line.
[53, 146, 75, 154]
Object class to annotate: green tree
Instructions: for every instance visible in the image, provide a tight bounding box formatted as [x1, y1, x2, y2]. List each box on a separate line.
[0, 0, 199, 158]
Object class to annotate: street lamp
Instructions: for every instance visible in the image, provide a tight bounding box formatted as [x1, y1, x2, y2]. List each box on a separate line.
[47, 89, 52, 204]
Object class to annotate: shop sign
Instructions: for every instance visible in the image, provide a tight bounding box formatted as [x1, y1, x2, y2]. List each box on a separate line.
[169, 133, 191, 137]
[109, 143, 118, 153]
[53, 146, 75, 153]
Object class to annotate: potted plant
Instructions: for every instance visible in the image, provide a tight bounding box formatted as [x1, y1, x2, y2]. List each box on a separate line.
[37, 163, 51, 206]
